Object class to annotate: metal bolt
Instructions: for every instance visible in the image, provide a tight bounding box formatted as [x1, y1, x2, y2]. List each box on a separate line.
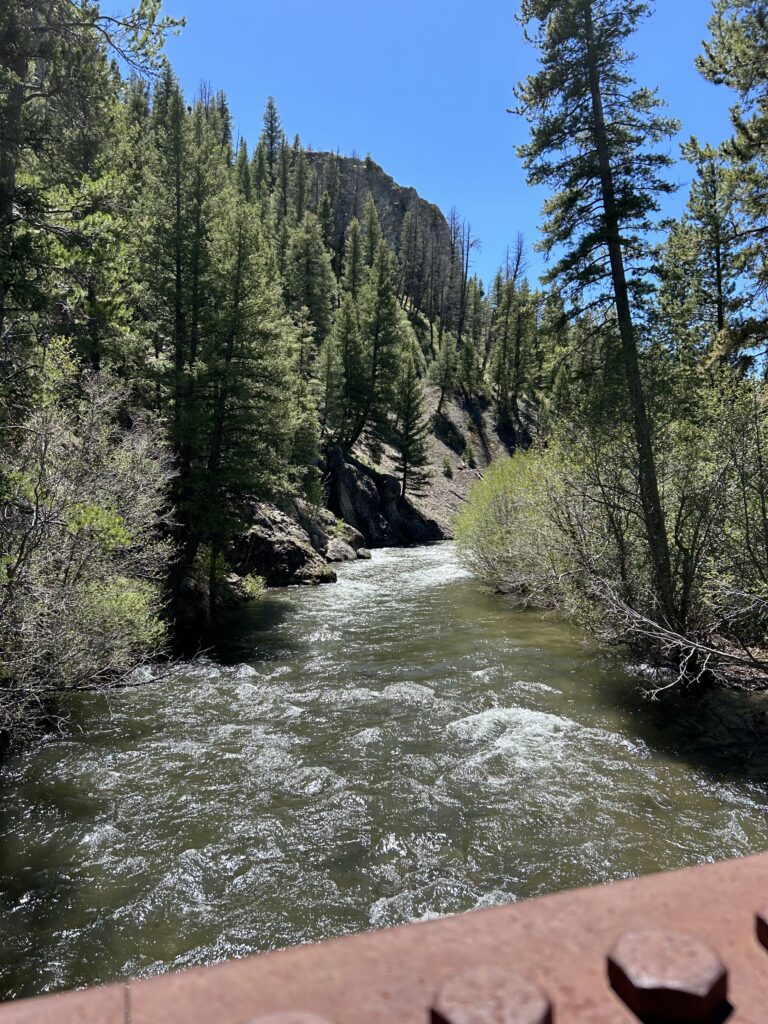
[431, 965, 553, 1024]
[607, 928, 728, 1022]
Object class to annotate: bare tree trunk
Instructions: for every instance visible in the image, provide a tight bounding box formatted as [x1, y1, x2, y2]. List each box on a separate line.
[584, 4, 677, 625]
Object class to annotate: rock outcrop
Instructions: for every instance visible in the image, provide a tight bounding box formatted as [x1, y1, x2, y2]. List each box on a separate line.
[325, 448, 444, 548]
[306, 152, 452, 266]
[231, 503, 337, 587]
[325, 538, 358, 562]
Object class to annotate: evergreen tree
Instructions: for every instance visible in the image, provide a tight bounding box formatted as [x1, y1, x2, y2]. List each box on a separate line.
[431, 333, 458, 414]
[331, 294, 367, 444]
[318, 190, 336, 250]
[341, 217, 365, 300]
[260, 96, 283, 186]
[363, 192, 383, 267]
[291, 143, 312, 222]
[698, 1, 768, 353]
[275, 140, 291, 222]
[251, 141, 269, 201]
[317, 329, 344, 431]
[350, 239, 403, 445]
[658, 141, 746, 361]
[235, 137, 252, 200]
[516, 0, 680, 624]
[392, 348, 430, 497]
[200, 193, 301, 611]
[285, 215, 336, 342]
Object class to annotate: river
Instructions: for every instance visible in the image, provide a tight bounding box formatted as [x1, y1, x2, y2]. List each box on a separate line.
[1, 542, 768, 999]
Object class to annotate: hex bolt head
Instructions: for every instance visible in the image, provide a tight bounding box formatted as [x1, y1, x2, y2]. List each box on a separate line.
[431, 964, 553, 1024]
[607, 929, 728, 1022]
[756, 906, 768, 950]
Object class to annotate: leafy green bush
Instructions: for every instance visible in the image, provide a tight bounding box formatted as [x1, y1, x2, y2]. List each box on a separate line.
[458, 378, 768, 684]
[0, 343, 172, 745]
[442, 456, 454, 479]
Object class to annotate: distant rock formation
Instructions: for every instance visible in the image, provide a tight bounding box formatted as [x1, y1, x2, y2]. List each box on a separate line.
[306, 151, 452, 263]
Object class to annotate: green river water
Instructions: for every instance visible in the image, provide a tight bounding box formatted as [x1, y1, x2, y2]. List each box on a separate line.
[1, 542, 768, 1000]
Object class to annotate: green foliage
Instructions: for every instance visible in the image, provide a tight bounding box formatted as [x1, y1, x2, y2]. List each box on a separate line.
[442, 457, 454, 479]
[431, 333, 458, 413]
[239, 574, 266, 600]
[341, 218, 365, 300]
[363, 193, 383, 268]
[0, 347, 171, 744]
[392, 348, 430, 497]
[285, 215, 336, 342]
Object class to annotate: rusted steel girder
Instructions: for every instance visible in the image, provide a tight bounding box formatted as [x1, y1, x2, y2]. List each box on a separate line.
[4, 852, 768, 1023]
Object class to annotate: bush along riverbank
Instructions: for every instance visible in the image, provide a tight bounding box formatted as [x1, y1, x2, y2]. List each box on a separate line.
[6, 0, 768, 747]
[453, 0, 768, 696]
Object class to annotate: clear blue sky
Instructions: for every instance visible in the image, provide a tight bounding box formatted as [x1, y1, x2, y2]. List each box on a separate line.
[139, 0, 735, 286]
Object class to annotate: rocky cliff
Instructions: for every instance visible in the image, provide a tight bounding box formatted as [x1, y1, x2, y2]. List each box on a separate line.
[306, 152, 452, 260]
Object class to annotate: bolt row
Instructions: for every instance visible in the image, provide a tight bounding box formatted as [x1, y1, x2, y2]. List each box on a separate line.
[245, 910, 768, 1024]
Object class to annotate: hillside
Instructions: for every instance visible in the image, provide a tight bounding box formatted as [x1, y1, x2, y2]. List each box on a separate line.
[306, 151, 453, 263]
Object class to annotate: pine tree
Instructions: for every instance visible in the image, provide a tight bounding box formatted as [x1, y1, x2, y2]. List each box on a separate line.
[318, 190, 335, 250]
[235, 138, 252, 200]
[363, 193, 383, 267]
[658, 141, 746, 361]
[139, 73, 228, 595]
[341, 217, 365, 300]
[275, 140, 291, 222]
[260, 96, 283, 186]
[516, 0, 680, 624]
[291, 143, 312, 222]
[200, 192, 301, 611]
[317, 330, 344, 432]
[698, 1, 768, 352]
[431, 333, 458, 414]
[285, 214, 336, 342]
[330, 294, 367, 444]
[350, 239, 403, 446]
[393, 348, 430, 497]
[251, 141, 268, 201]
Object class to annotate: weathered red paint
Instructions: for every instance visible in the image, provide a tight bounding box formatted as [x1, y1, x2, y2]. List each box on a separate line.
[4, 854, 768, 1024]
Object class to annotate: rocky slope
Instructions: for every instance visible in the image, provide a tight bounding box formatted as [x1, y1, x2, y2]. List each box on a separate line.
[306, 152, 452, 264]
[226, 387, 512, 591]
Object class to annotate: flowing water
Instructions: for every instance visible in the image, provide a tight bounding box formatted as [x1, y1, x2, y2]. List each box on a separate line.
[2, 543, 768, 1000]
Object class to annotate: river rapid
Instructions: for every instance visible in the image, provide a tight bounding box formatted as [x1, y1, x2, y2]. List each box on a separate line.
[2, 542, 768, 999]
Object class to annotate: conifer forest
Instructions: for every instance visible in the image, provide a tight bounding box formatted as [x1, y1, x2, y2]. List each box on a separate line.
[4, 0, 768, 1001]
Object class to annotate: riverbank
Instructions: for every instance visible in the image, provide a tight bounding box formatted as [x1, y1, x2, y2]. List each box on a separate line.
[218, 386, 510, 598]
[3, 544, 768, 1000]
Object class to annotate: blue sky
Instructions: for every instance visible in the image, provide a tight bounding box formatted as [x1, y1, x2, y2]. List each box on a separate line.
[142, 0, 735, 285]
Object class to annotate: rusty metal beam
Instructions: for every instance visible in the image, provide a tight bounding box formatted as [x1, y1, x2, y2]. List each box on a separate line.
[4, 853, 768, 1023]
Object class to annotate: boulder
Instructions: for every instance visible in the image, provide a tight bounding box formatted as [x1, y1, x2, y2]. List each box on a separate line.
[293, 498, 367, 556]
[357, 548, 372, 559]
[327, 450, 393, 546]
[326, 447, 444, 548]
[325, 537, 358, 562]
[231, 503, 336, 587]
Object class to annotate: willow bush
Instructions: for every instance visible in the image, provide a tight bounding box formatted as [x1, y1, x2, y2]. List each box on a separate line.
[0, 343, 173, 746]
[457, 379, 768, 685]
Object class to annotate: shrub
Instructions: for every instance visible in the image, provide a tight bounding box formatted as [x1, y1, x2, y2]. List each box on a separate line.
[457, 378, 768, 686]
[0, 343, 173, 745]
[442, 456, 454, 479]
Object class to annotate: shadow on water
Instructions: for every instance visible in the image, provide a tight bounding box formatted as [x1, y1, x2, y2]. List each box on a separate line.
[592, 651, 768, 787]
[206, 592, 297, 665]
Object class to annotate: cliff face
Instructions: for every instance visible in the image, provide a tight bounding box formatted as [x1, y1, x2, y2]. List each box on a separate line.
[306, 152, 452, 259]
